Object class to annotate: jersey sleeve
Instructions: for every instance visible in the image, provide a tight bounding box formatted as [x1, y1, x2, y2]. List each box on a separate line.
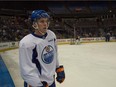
[54, 35, 60, 68]
[19, 42, 43, 86]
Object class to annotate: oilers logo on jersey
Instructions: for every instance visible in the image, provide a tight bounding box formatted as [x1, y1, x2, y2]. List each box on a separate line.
[41, 45, 54, 64]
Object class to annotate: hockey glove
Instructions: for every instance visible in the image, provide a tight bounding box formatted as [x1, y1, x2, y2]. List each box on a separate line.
[41, 81, 49, 87]
[56, 65, 65, 83]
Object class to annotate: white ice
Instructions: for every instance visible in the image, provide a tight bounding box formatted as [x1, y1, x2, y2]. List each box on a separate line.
[1, 42, 116, 87]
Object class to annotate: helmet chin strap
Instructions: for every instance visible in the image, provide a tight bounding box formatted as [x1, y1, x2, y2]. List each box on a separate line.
[38, 29, 46, 35]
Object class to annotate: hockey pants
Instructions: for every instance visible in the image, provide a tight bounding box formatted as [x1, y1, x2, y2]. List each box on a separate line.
[24, 81, 56, 87]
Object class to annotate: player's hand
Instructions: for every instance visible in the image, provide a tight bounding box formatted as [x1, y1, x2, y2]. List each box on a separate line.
[41, 81, 49, 87]
[56, 65, 65, 83]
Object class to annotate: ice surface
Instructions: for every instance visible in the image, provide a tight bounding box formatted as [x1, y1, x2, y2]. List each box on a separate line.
[1, 42, 116, 87]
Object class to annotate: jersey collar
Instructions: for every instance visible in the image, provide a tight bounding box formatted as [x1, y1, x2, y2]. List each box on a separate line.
[31, 32, 47, 39]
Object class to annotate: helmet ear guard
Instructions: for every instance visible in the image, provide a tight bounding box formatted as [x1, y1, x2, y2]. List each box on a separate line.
[32, 22, 39, 30]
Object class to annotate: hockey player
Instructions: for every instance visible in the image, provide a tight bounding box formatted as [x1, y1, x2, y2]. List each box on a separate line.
[19, 10, 65, 87]
[75, 35, 80, 45]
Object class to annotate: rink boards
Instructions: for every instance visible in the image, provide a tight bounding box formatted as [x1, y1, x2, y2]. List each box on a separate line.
[0, 56, 15, 87]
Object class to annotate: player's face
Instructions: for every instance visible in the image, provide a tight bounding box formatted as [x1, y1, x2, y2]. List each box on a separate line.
[37, 18, 49, 34]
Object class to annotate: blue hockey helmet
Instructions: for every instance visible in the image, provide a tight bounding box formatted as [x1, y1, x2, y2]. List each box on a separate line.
[31, 10, 50, 22]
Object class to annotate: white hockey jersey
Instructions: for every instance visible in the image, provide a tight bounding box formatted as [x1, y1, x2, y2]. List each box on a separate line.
[19, 30, 59, 86]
